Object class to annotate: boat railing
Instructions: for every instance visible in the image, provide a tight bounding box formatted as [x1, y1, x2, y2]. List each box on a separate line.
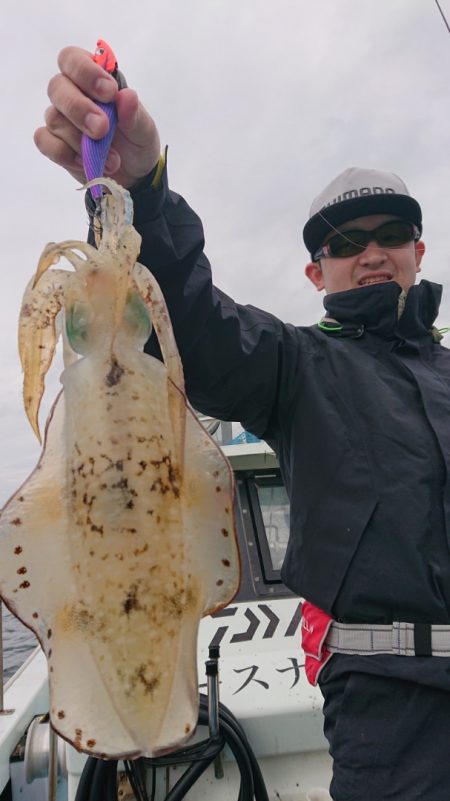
[0, 600, 14, 716]
[196, 415, 233, 443]
[0, 600, 4, 710]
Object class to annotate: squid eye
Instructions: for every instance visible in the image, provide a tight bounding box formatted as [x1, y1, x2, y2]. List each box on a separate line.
[124, 292, 152, 344]
[65, 303, 93, 355]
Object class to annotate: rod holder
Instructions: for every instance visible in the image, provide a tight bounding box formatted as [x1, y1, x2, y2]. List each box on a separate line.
[0, 601, 14, 716]
[206, 645, 224, 779]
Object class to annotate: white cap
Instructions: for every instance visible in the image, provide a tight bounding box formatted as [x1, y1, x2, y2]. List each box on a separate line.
[303, 167, 422, 256]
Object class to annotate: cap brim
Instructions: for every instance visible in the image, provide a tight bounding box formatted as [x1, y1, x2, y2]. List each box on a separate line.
[303, 194, 422, 257]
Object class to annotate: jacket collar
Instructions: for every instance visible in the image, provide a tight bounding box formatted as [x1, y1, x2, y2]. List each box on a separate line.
[322, 279, 442, 341]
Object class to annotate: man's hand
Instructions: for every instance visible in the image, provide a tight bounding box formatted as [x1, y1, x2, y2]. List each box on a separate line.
[34, 46, 161, 190]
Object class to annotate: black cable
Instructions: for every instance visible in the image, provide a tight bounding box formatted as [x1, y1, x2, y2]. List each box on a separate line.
[74, 693, 270, 801]
[215, 700, 268, 801]
[73, 755, 97, 801]
[142, 695, 268, 801]
[163, 744, 219, 801]
[91, 759, 116, 801]
[125, 759, 148, 801]
[208, 716, 253, 801]
[143, 730, 226, 799]
[434, 0, 450, 36]
[106, 760, 119, 801]
[74, 757, 118, 801]
[149, 765, 157, 801]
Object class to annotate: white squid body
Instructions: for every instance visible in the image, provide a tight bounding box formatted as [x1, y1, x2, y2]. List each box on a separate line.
[0, 179, 239, 758]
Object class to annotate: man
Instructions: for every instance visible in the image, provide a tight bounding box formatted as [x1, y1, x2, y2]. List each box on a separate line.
[36, 47, 450, 801]
[303, 169, 425, 295]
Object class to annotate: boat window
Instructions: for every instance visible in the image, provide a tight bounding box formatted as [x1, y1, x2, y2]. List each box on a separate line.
[255, 480, 290, 571]
[235, 470, 294, 600]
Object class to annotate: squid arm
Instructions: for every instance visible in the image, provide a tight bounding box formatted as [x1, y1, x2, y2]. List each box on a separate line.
[19, 240, 96, 442]
[19, 269, 71, 442]
[32, 240, 99, 287]
[132, 262, 186, 474]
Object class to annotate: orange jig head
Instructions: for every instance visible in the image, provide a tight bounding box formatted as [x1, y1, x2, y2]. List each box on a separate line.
[93, 39, 118, 75]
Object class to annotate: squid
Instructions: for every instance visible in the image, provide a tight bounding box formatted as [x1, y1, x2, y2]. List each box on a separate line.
[0, 179, 240, 758]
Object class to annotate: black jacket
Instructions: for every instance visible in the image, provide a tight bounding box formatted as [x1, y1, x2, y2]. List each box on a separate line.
[94, 167, 450, 623]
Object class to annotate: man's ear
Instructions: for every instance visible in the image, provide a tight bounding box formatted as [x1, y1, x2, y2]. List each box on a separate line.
[305, 261, 325, 291]
[415, 240, 425, 274]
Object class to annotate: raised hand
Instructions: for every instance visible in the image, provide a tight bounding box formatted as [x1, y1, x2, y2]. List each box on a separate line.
[34, 45, 161, 190]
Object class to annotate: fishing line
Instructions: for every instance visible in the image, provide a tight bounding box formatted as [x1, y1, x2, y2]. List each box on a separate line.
[312, 0, 450, 256]
[434, 0, 450, 36]
[314, 209, 415, 255]
[316, 210, 368, 245]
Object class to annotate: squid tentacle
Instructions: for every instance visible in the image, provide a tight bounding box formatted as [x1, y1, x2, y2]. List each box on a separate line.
[19, 269, 71, 441]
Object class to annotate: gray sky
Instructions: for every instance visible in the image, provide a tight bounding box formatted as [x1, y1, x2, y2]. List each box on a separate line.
[2, 0, 450, 503]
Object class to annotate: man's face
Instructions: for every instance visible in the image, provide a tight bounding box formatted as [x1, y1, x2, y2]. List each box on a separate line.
[305, 214, 425, 294]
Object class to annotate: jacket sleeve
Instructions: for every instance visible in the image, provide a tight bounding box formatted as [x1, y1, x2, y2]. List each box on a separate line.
[90, 161, 304, 439]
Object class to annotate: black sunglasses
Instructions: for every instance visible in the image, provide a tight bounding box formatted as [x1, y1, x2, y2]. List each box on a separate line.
[313, 220, 421, 261]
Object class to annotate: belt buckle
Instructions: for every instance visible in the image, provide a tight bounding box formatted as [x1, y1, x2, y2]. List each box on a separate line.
[413, 622, 432, 657]
[392, 621, 432, 656]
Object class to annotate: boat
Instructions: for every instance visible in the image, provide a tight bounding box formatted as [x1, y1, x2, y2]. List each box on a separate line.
[0, 425, 332, 801]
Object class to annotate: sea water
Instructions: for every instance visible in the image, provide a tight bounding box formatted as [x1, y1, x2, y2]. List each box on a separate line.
[2, 605, 37, 682]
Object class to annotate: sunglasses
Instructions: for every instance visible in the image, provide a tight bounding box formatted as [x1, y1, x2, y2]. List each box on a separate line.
[313, 220, 421, 261]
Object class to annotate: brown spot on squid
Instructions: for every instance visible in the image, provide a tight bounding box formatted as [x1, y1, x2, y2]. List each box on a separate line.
[105, 359, 124, 387]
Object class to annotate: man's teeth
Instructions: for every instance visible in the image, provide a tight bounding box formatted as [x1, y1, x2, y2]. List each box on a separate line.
[359, 276, 391, 286]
